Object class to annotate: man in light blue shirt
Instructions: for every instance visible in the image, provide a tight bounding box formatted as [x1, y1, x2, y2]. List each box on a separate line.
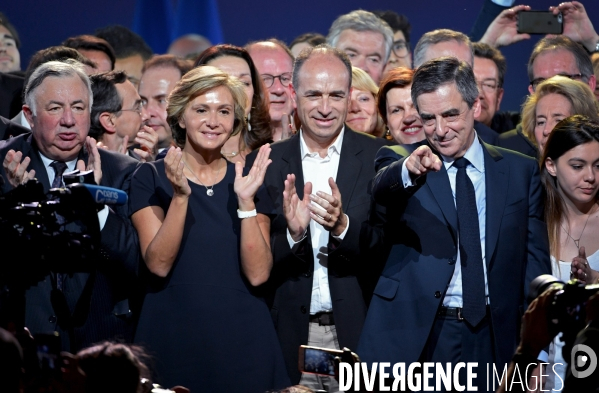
[358, 57, 550, 391]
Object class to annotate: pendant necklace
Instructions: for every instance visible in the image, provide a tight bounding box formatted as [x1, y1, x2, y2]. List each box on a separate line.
[182, 158, 222, 196]
[561, 204, 597, 249]
[220, 150, 238, 158]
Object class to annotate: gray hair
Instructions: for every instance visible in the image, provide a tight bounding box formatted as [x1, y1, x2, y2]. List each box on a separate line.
[24, 59, 93, 116]
[528, 35, 594, 83]
[326, 10, 393, 63]
[411, 57, 478, 113]
[413, 29, 473, 68]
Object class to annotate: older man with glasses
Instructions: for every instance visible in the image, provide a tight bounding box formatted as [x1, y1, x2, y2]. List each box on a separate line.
[327, 10, 393, 85]
[89, 70, 157, 161]
[247, 39, 296, 141]
[472, 42, 522, 135]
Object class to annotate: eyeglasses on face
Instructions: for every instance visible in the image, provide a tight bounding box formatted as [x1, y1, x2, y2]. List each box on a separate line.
[118, 100, 143, 116]
[476, 79, 499, 94]
[530, 73, 584, 91]
[261, 73, 292, 88]
[391, 40, 410, 58]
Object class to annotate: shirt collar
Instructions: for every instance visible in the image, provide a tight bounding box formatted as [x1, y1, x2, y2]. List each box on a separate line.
[38, 151, 78, 173]
[443, 132, 485, 173]
[299, 126, 345, 159]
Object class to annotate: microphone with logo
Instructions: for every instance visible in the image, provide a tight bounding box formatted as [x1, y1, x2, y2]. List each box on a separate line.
[61, 169, 127, 207]
[69, 183, 127, 206]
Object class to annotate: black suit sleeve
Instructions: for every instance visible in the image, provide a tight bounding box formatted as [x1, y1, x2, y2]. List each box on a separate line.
[99, 208, 139, 279]
[372, 145, 425, 207]
[469, 0, 509, 41]
[523, 159, 551, 304]
[98, 152, 141, 280]
[243, 150, 312, 279]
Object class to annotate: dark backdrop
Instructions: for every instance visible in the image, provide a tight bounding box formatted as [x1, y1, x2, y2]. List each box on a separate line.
[4, 0, 598, 111]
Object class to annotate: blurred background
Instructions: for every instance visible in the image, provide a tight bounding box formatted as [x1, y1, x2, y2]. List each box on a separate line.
[4, 0, 598, 111]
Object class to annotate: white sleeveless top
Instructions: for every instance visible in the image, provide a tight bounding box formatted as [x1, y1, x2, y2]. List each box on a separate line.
[545, 250, 599, 391]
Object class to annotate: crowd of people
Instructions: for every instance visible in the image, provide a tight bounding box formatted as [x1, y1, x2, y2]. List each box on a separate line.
[2, 1, 599, 392]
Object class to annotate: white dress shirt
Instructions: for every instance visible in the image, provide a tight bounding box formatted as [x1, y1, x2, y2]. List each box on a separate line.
[287, 127, 349, 314]
[401, 135, 489, 307]
[492, 0, 515, 6]
[18, 111, 31, 129]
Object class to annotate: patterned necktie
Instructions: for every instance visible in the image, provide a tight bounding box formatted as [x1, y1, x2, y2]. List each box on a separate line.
[50, 161, 68, 291]
[454, 157, 486, 326]
[50, 161, 68, 189]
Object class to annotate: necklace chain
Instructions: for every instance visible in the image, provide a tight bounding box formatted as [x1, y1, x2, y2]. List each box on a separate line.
[220, 150, 238, 158]
[561, 204, 598, 250]
[182, 158, 223, 196]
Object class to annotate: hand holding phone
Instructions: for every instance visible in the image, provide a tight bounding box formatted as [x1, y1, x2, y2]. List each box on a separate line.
[479, 5, 532, 48]
[517, 11, 563, 35]
[550, 1, 599, 52]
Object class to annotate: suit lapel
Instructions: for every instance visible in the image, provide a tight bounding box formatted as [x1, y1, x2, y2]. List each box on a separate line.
[29, 136, 92, 191]
[483, 143, 508, 268]
[336, 129, 362, 206]
[279, 134, 305, 199]
[420, 140, 458, 239]
[27, 135, 51, 191]
[426, 164, 458, 240]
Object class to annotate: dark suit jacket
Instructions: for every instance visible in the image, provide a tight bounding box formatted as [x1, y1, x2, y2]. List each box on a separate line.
[0, 116, 29, 140]
[475, 120, 499, 145]
[497, 123, 539, 159]
[491, 111, 521, 134]
[0, 133, 140, 351]
[469, 0, 509, 41]
[357, 140, 550, 371]
[245, 129, 388, 383]
[0, 73, 24, 120]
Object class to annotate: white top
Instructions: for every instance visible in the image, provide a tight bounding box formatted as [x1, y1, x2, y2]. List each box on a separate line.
[492, 0, 515, 6]
[545, 249, 599, 391]
[286, 127, 349, 315]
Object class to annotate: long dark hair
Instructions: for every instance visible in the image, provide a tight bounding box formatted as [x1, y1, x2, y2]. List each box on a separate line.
[194, 44, 272, 151]
[541, 114, 599, 260]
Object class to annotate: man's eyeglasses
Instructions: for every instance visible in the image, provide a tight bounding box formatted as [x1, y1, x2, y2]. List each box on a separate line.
[476, 79, 499, 94]
[261, 73, 292, 88]
[118, 101, 143, 116]
[530, 73, 584, 91]
[391, 40, 410, 58]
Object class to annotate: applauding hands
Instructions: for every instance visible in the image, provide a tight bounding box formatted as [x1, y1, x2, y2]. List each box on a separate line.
[234, 144, 272, 211]
[2, 149, 36, 188]
[164, 146, 191, 197]
[571, 246, 599, 284]
[283, 174, 348, 241]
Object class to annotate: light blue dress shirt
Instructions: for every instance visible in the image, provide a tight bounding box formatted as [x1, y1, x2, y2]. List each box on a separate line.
[401, 135, 489, 307]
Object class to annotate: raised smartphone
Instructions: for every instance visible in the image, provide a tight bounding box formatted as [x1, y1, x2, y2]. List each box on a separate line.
[517, 11, 563, 35]
[298, 345, 344, 376]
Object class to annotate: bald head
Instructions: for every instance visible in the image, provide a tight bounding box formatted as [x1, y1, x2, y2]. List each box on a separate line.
[247, 40, 295, 125]
[168, 34, 212, 59]
[413, 29, 473, 68]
